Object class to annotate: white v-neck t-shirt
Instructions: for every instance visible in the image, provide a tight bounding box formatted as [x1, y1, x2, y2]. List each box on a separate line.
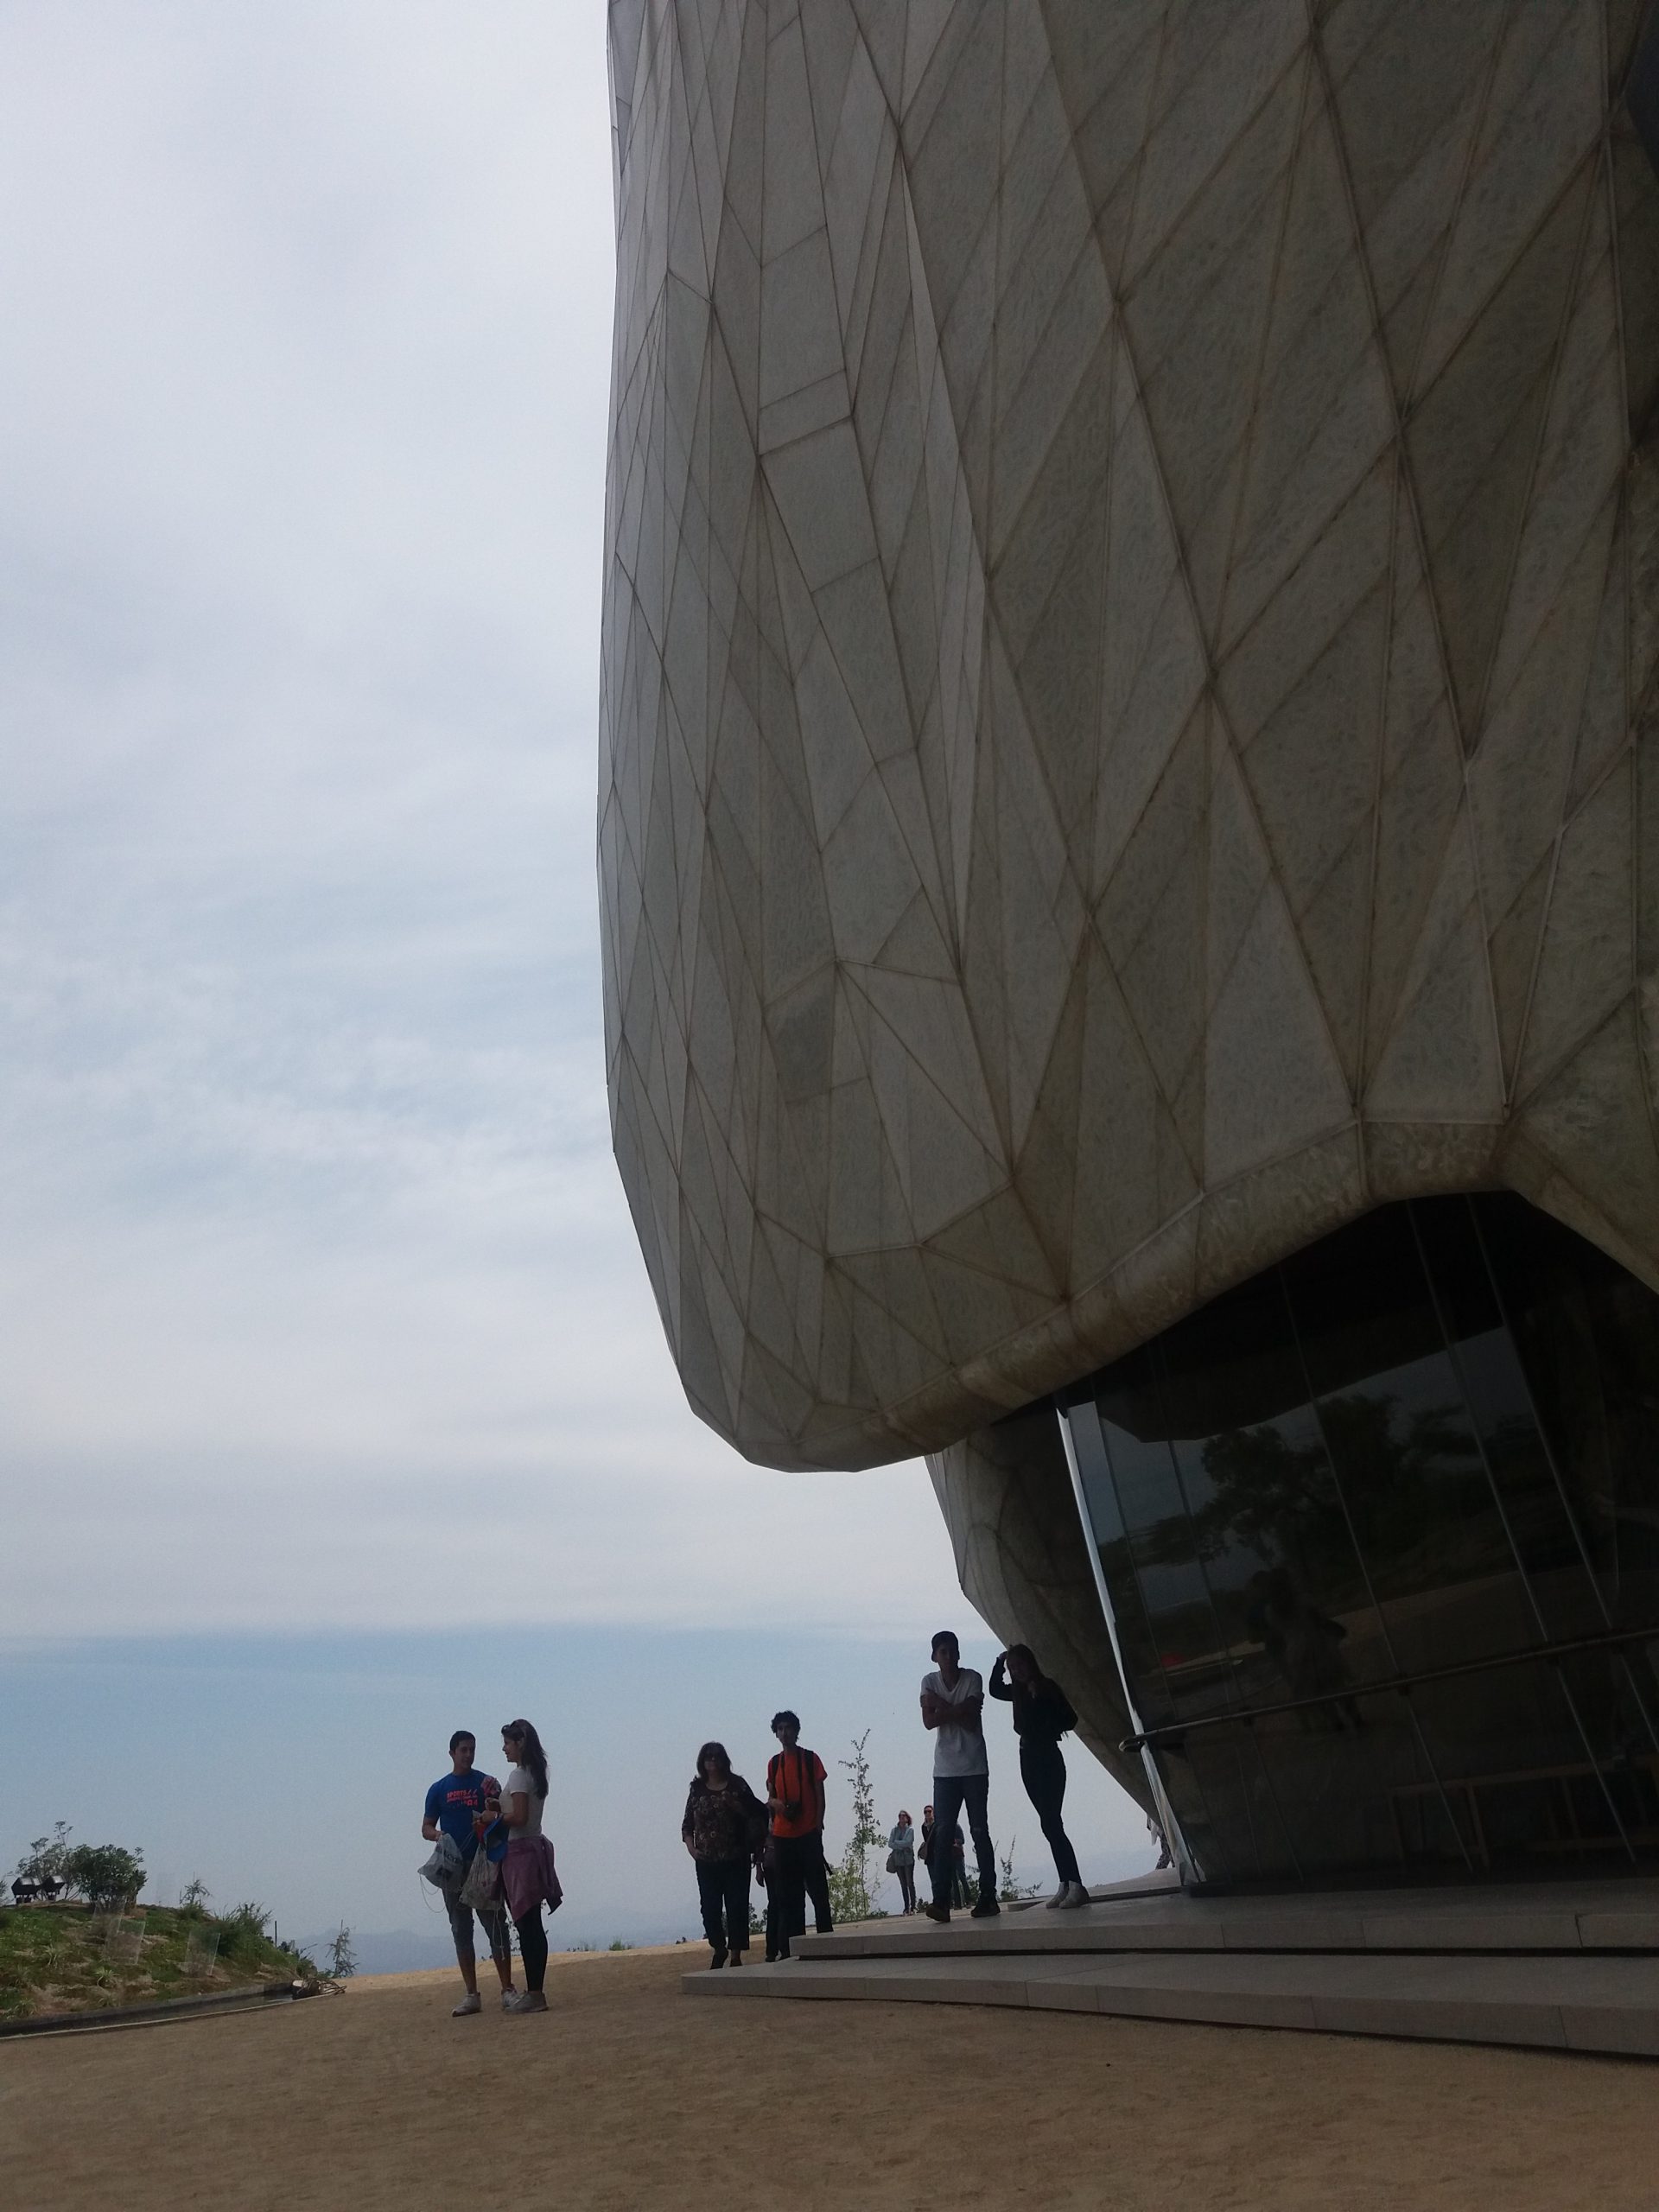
[924, 1668, 988, 1778]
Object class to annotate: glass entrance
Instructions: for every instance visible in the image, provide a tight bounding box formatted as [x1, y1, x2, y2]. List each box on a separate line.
[1058, 1194, 1659, 1886]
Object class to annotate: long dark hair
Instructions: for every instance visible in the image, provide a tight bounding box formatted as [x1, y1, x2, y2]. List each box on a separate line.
[1006, 1644, 1072, 1732]
[694, 1740, 732, 1786]
[501, 1718, 549, 1800]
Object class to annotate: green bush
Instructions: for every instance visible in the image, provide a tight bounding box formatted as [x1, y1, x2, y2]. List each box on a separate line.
[14, 1821, 75, 1891]
[62, 1845, 145, 1912]
[216, 1902, 269, 1956]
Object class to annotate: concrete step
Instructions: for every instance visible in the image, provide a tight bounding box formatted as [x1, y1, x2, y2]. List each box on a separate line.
[684, 1947, 1659, 2058]
[794, 1878, 1659, 1961]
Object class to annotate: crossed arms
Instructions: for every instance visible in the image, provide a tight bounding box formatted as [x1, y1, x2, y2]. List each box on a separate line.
[920, 1686, 983, 1734]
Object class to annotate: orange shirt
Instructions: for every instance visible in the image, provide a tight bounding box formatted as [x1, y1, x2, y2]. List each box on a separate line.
[766, 1747, 826, 1838]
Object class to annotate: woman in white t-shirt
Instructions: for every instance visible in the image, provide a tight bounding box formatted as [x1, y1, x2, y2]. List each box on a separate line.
[495, 1719, 561, 2013]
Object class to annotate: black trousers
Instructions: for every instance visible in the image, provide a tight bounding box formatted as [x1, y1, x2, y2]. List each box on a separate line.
[766, 1832, 833, 1955]
[1020, 1739, 1081, 1888]
[514, 1908, 548, 1993]
[695, 1855, 752, 1956]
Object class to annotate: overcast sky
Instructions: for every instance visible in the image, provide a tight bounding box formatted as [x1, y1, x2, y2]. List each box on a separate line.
[0, 1, 1146, 1941]
[0, 0, 971, 1637]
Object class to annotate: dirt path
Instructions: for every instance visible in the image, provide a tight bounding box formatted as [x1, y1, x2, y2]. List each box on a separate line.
[3, 1948, 1652, 2210]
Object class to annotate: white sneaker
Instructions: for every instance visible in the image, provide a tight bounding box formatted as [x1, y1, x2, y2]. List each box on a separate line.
[1058, 1882, 1090, 1909]
[451, 1991, 481, 2016]
[1045, 1885, 1068, 1909]
[504, 1990, 548, 2013]
[499, 1989, 518, 2011]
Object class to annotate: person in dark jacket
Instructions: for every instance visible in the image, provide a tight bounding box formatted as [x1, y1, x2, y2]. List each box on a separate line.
[683, 1741, 766, 1968]
[988, 1645, 1087, 1908]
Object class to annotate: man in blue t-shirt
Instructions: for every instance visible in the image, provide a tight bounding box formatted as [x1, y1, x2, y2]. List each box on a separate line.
[421, 1730, 514, 2016]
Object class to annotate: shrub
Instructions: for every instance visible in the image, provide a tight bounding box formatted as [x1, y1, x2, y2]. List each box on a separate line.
[997, 1839, 1040, 1904]
[825, 1730, 888, 1924]
[14, 1822, 73, 1890]
[178, 1878, 211, 1917]
[62, 1845, 145, 1912]
[216, 1902, 269, 1956]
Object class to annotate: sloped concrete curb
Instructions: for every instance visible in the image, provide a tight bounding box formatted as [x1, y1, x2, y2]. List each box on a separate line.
[0, 1980, 320, 2039]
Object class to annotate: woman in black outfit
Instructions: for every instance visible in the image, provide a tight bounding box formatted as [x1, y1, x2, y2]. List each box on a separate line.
[988, 1645, 1087, 1909]
[682, 1741, 766, 1968]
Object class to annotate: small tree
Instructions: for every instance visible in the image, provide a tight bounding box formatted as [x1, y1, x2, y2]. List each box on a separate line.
[62, 1844, 145, 1911]
[15, 1822, 73, 1890]
[997, 1837, 1040, 1904]
[324, 1925, 357, 1980]
[178, 1877, 212, 1916]
[825, 1730, 888, 1925]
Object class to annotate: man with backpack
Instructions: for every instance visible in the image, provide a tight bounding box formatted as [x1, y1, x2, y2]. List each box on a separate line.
[421, 1729, 515, 2015]
[763, 1709, 834, 1960]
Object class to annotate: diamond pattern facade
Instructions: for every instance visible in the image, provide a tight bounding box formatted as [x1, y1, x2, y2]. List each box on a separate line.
[600, 0, 1659, 1500]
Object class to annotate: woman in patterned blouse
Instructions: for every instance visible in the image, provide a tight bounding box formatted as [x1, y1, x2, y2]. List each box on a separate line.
[681, 1742, 766, 1969]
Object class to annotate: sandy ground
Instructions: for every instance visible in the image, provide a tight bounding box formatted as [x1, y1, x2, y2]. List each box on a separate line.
[3, 1946, 1654, 2211]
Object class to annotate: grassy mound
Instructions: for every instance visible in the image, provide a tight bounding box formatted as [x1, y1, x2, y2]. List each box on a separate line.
[0, 1904, 312, 2022]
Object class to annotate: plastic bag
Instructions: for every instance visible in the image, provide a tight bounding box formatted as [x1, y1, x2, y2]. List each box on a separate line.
[459, 1844, 501, 1912]
[420, 1834, 463, 1888]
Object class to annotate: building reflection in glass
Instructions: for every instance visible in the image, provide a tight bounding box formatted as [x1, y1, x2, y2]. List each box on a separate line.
[1058, 1194, 1659, 1886]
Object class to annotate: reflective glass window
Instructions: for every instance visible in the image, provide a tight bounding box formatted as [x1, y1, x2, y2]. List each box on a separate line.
[1058, 1193, 1659, 1885]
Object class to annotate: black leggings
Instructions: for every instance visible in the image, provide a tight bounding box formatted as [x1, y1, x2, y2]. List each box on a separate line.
[1020, 1740, 1081, 1888]
[514, 1909, 548, 1993]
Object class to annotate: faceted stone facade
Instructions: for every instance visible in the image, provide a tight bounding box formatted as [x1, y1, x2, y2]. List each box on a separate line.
[600, 0, 1659, 1483]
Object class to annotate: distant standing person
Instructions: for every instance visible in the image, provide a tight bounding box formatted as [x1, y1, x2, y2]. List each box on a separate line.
[887, 1809, 917, 1915]
[765, 1710, 833, 1960]
[421, 1731, 516, 2016]
[919, 1630, 998, 1921]
[989, 1645, 1087, 1908]
[948, 1821, 971, 1908]
[682, 1742, 766, 1969]
[497, 1719, 562, 2014]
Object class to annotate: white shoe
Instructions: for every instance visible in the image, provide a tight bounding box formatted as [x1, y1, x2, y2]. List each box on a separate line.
[504, 1989, 548, 2013]
[499, 1989, 517, 2010]
[1058, 1882, 1090, 1909]
[451, 1991, 481, 2016]
[1044, 1885, 1068, 1909]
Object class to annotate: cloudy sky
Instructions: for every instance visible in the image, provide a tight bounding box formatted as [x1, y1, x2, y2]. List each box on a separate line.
[0, 1, 1145, 1945]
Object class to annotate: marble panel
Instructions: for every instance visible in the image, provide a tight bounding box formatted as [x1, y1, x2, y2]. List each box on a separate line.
[761, 419, 878, 590]
[1365, 821, 1504, 1122]
[1413, 0, 1602, 397]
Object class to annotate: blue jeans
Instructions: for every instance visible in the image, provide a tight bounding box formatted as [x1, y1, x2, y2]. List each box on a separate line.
[930, 1773, 995, 1909]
